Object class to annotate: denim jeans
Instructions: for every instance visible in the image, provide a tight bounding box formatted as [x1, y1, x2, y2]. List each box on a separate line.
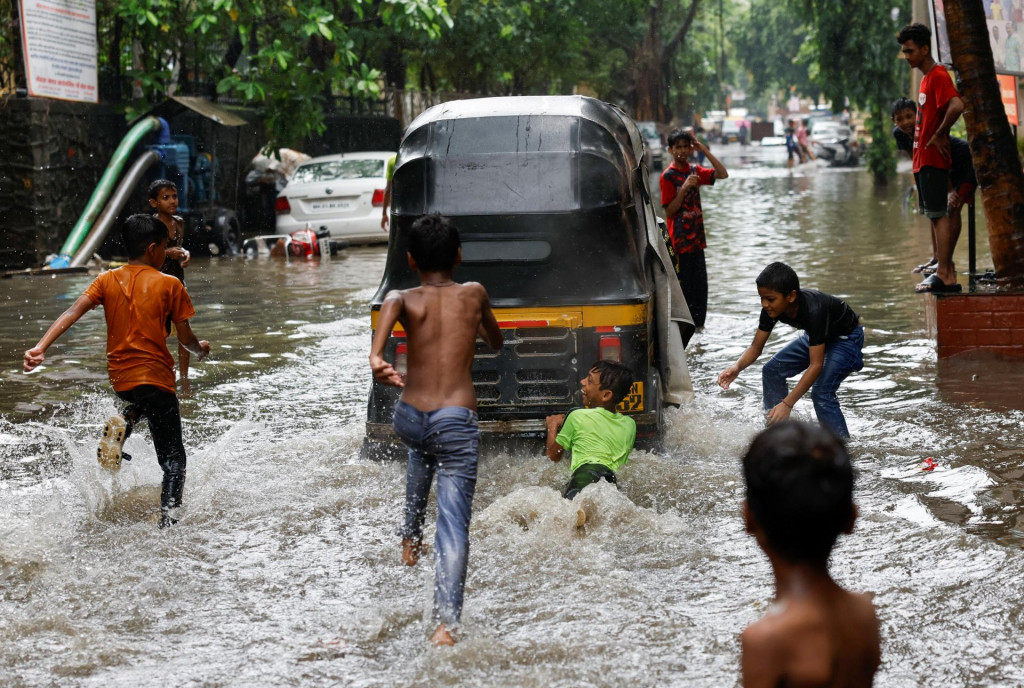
[761, 326, 864, 438]
[392, 400, 480, 627]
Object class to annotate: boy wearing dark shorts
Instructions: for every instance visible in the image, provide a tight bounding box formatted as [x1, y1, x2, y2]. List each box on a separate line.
[740, 421, 881, 687]
[545, 360, 636, 500]
[368, 213, 503, 646]
[149, 180, 194, 378]
[898, 23, 965, 293]
[891, 97, 977, 277]
[24, 215, 210, 528]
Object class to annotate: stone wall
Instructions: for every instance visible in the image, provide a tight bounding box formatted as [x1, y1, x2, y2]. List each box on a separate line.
[927, 292, 1024, 359]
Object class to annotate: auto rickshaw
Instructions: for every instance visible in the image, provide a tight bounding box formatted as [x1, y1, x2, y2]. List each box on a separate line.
[364, 96, 694, 458]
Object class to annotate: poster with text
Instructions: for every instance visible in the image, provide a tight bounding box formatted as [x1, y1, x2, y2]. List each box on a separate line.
[19, 0, 98, 103]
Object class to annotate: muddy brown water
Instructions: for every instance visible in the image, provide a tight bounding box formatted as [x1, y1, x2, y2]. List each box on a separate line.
[1, 147, 1022, 686]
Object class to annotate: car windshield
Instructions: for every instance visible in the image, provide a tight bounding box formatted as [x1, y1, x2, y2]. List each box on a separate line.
[292, 159, 385, 184]
[637, 122, 658, 139]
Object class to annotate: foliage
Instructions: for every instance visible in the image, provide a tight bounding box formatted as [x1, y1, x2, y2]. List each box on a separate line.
[732, 0, 820, 102]
[97, 0, 452, 148]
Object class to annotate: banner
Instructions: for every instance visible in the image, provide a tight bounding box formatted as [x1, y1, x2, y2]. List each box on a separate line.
[998, 74, 1019, 125]
[929, 0, 1024, 77]
[19, 0, 98, 103]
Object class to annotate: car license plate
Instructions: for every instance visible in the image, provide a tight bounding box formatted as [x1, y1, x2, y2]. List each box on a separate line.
[310, 200, 351, 211]
[616, 382, 644, 412]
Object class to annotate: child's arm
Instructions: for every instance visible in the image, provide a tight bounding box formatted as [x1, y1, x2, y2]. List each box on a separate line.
[545, 414, 566, 461]
[694, 140, 729, 179]
[368, 291, 406, 387]
[477, 287, 503, 350]
[718, 329, 770, 389]
[173, 320, 210, 360]
[23, 295, 97, 371]
[766, 343, 824, 425]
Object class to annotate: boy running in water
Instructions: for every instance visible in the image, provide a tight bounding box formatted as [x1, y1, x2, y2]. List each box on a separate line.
[740, 421, 881, 687]
[24, 214, 210, 528]
[368, 213, 503, 647]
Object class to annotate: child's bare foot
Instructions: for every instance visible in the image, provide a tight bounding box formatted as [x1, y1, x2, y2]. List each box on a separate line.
[401, 538, 428, 566]
[430, 623, 456, 646]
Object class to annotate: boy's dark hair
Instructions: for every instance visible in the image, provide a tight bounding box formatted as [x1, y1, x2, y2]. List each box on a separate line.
[148, 179, 177, 199]
[743, 421, 854, 563]
[667, 129, 695, 147]
[122, 213, 167, 258]
[897, 23, 931, 48]
[890, 97, 917, 118]
[590, 360, 634, 405]
[408, 213, 461, 272]
[756, 262, 800, 295]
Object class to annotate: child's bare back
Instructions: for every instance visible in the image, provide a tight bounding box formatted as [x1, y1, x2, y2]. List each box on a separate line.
[741, 584, 880, 688]
[389, 281, 498, 411]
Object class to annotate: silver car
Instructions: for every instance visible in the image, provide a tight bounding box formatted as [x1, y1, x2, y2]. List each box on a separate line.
[275, 151, 395, 244]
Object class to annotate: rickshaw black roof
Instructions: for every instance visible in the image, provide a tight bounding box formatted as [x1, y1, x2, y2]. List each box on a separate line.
[405, 95, 640, 153]
[375, 96, 654, 307]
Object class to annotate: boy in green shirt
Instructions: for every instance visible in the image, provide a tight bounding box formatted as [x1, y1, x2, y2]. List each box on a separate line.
[545, 360, 636, 499]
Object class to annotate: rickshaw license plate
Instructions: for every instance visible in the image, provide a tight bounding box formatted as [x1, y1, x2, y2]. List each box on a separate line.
[616, 382, 644, 412]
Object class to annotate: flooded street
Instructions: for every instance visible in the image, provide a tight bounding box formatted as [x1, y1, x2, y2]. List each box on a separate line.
[2, 147, 1023, 687]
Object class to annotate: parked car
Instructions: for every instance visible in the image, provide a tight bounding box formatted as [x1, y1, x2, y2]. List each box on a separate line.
[636, 121, 665, 169]
[275, 151, 395, 244]
[362, 96, 695, 459]
[810, 121, 859, 167]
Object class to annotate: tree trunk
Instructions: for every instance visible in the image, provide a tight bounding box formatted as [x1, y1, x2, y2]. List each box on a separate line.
[946, 0, 1024, 286]
[633, 5, 666, 122]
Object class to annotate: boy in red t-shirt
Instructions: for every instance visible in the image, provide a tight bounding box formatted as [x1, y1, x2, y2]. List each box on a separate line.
[660, 128, 729, 329]
[24, 214, 210, 528]
[897, 23, 965, 293]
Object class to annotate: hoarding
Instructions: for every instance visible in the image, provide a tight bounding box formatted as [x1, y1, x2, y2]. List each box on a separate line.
[19, 0, 98, 103]
[929, 0, 1024, 76]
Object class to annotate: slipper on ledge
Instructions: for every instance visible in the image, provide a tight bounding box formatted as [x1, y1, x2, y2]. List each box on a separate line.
[915, 273, 961, 293]
[912, 259, 938, 274]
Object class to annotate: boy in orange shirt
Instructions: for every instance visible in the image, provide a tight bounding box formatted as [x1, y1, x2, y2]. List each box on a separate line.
[24, 214, 210, 528]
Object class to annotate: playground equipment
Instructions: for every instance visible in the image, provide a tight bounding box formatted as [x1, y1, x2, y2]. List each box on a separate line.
[48, 97, 247, 269]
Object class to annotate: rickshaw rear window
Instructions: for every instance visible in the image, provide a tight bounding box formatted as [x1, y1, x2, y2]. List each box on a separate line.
[461, 240, 550, 262]
[292, 159, 384, 184]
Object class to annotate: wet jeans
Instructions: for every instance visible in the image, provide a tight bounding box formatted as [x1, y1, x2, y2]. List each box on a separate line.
[761, 326, 864, 438]
[114, 385, 187, 517]
[563, 463, 617, 500]
[392, 401, 480, 628]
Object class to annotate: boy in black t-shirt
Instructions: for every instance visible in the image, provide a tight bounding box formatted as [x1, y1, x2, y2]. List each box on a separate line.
[718, 263, 864, 438]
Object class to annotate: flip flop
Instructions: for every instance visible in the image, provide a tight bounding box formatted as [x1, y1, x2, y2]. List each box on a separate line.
[915, 274, 961, 293]
[912, 259, 938, 274]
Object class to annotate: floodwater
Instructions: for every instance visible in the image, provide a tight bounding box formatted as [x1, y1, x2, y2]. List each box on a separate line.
[2, 145, 1023, 687]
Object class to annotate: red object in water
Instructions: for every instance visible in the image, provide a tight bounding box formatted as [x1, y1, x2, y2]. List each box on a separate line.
[920, 457, 937, 472]
[289, 228, 320, 258]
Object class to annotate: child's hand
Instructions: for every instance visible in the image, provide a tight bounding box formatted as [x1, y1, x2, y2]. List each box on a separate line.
[717, 366, 739, 389]
[370, 355, 405, 388]
[546, 413, 565, 430]
[23, 346, 45, 372]
[765, 402, 792, 425]
[178, 249, 191, 268]
[196, 340, 211, 361]
[677, 175, 699, 196]
[693, 139, 709, 155]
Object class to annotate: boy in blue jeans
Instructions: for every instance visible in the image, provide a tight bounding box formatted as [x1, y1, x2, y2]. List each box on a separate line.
[717, 262, 863, 438]
[545, 360, 636, 500]
[368, 213, 502, 646]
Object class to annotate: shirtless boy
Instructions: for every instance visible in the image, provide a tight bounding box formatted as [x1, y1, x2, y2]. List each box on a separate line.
[368, 213, 502, 647]
[740, 421, 881, 687]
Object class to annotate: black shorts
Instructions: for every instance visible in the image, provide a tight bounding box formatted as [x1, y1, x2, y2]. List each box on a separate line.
[915, 166, 950, 219]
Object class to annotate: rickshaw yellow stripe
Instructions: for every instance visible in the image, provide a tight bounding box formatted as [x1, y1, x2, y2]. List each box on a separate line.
[371, 303, 648, 331]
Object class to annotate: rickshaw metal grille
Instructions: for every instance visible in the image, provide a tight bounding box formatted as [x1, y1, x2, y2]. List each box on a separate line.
[472, 326, 578, 407]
